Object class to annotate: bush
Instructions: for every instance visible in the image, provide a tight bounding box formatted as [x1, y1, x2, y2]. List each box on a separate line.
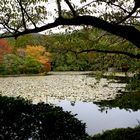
[0, 64, 7, 75]
[24, 56, 42, 74]
[2, 54, 24, 74]
[91, 126, 140, 140]
[126, 73, 140, 92]
[0, 95, 87, 140]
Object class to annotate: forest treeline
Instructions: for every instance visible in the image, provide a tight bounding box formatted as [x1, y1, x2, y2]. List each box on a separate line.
[0, 28, 140, 74]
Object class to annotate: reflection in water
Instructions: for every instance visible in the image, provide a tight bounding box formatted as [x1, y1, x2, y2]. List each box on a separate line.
[55, 100, 140, 136]
[70, 101, 76, 106]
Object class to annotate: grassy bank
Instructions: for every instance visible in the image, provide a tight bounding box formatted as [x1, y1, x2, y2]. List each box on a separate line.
[88, 126, 140, 140]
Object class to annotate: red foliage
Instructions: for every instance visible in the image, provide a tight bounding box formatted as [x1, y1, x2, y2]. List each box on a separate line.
[43, 62, 51, 72]
[0, 39, 13, 61]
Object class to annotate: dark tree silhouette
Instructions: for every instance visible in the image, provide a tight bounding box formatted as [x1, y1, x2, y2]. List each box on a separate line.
[0, 95, 87, 140]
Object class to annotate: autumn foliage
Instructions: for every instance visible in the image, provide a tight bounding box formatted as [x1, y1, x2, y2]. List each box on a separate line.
[25, 45, 51, 72]
[0, 39, 13, 61]
[0, 42, 51, 75]
[25, 45, 45, 58]
[15, 45, 52, 74]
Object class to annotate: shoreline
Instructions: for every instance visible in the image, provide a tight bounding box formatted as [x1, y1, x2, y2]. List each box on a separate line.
[0, 70, 135, 77]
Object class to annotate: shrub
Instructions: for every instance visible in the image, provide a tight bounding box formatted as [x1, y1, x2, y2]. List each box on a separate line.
[91, 126, 140, 140]
[0, 64, 7, 75]
[0, 95, 87, 140]
[2, 54, 24, 74]
[24, 56, 42, 74]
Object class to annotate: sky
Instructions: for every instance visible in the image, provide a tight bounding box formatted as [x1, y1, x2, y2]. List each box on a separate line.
[41, 0, 95, 34]
[43, 0, 134, 34]
[0, 0, 134, 35]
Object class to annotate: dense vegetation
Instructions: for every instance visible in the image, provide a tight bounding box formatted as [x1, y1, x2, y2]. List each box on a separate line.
[0, 95, 87, 140]
[95, 90, 140, 112]
[3, 28, 140, 73]
[0, 38, 51, 75]
[90, 126, 140, 140]
[46, 28, 140, 72]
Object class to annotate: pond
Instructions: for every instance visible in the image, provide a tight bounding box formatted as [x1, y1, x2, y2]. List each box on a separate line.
[47, 99, 140, 136]
[0, 71, 140, 136]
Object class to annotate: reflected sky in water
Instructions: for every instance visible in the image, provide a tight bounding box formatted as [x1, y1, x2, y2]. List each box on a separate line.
[55, 100, 140, 136]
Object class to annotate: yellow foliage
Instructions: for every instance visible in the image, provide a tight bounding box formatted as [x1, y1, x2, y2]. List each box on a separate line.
[25, 45, 46, 58]
[24, 45, 52, 72]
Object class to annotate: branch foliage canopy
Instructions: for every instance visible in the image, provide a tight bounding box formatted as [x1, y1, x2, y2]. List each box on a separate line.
[0, 0, 140, 48]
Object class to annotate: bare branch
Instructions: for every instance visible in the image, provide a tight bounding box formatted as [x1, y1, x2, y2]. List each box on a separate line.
[58, 16, 140, 48]
[78, 0, 96, 11]
[3, 22, 19, 33]
[1, 14, 19, 33]
[56, 0, 62, 17]
[23, 6, 37, 28]
[0, 19, 60, 38]
[117, 6, 138, 24]
[116, 0, 140, 24]
[134, 0, 140, 8]
[17, 0, 27, 30]
[2, 24, 13, 34]
[107, 2, 129, 14]
[64, 0, 77, 17]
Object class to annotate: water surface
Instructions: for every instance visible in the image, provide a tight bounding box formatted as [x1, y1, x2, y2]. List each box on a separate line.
[55, 100, 140, 136]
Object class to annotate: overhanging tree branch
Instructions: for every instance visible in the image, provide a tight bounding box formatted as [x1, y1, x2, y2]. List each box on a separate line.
[78, 48, 140, 59]
[58, 16, 140, 48]
[0, 20, 60, 38]
[1, 15, 140, 49]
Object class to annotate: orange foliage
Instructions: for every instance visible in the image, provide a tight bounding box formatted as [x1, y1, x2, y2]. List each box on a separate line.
[25, 45, 51, 71]
[25, 45, 45, 58]
[0, 39, 13, 61]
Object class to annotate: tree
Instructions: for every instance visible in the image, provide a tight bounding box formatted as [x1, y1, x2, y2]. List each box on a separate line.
[45, 28, 140, 72]
[24, 56, 42, 74]
[0, 0, 140, 53]
[0, 95, 87, 139]
[25, 45, 52, 72]
[2, 54, 24, 74]
[0, 39, 13, 61]
[14, 34, 47, 48]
